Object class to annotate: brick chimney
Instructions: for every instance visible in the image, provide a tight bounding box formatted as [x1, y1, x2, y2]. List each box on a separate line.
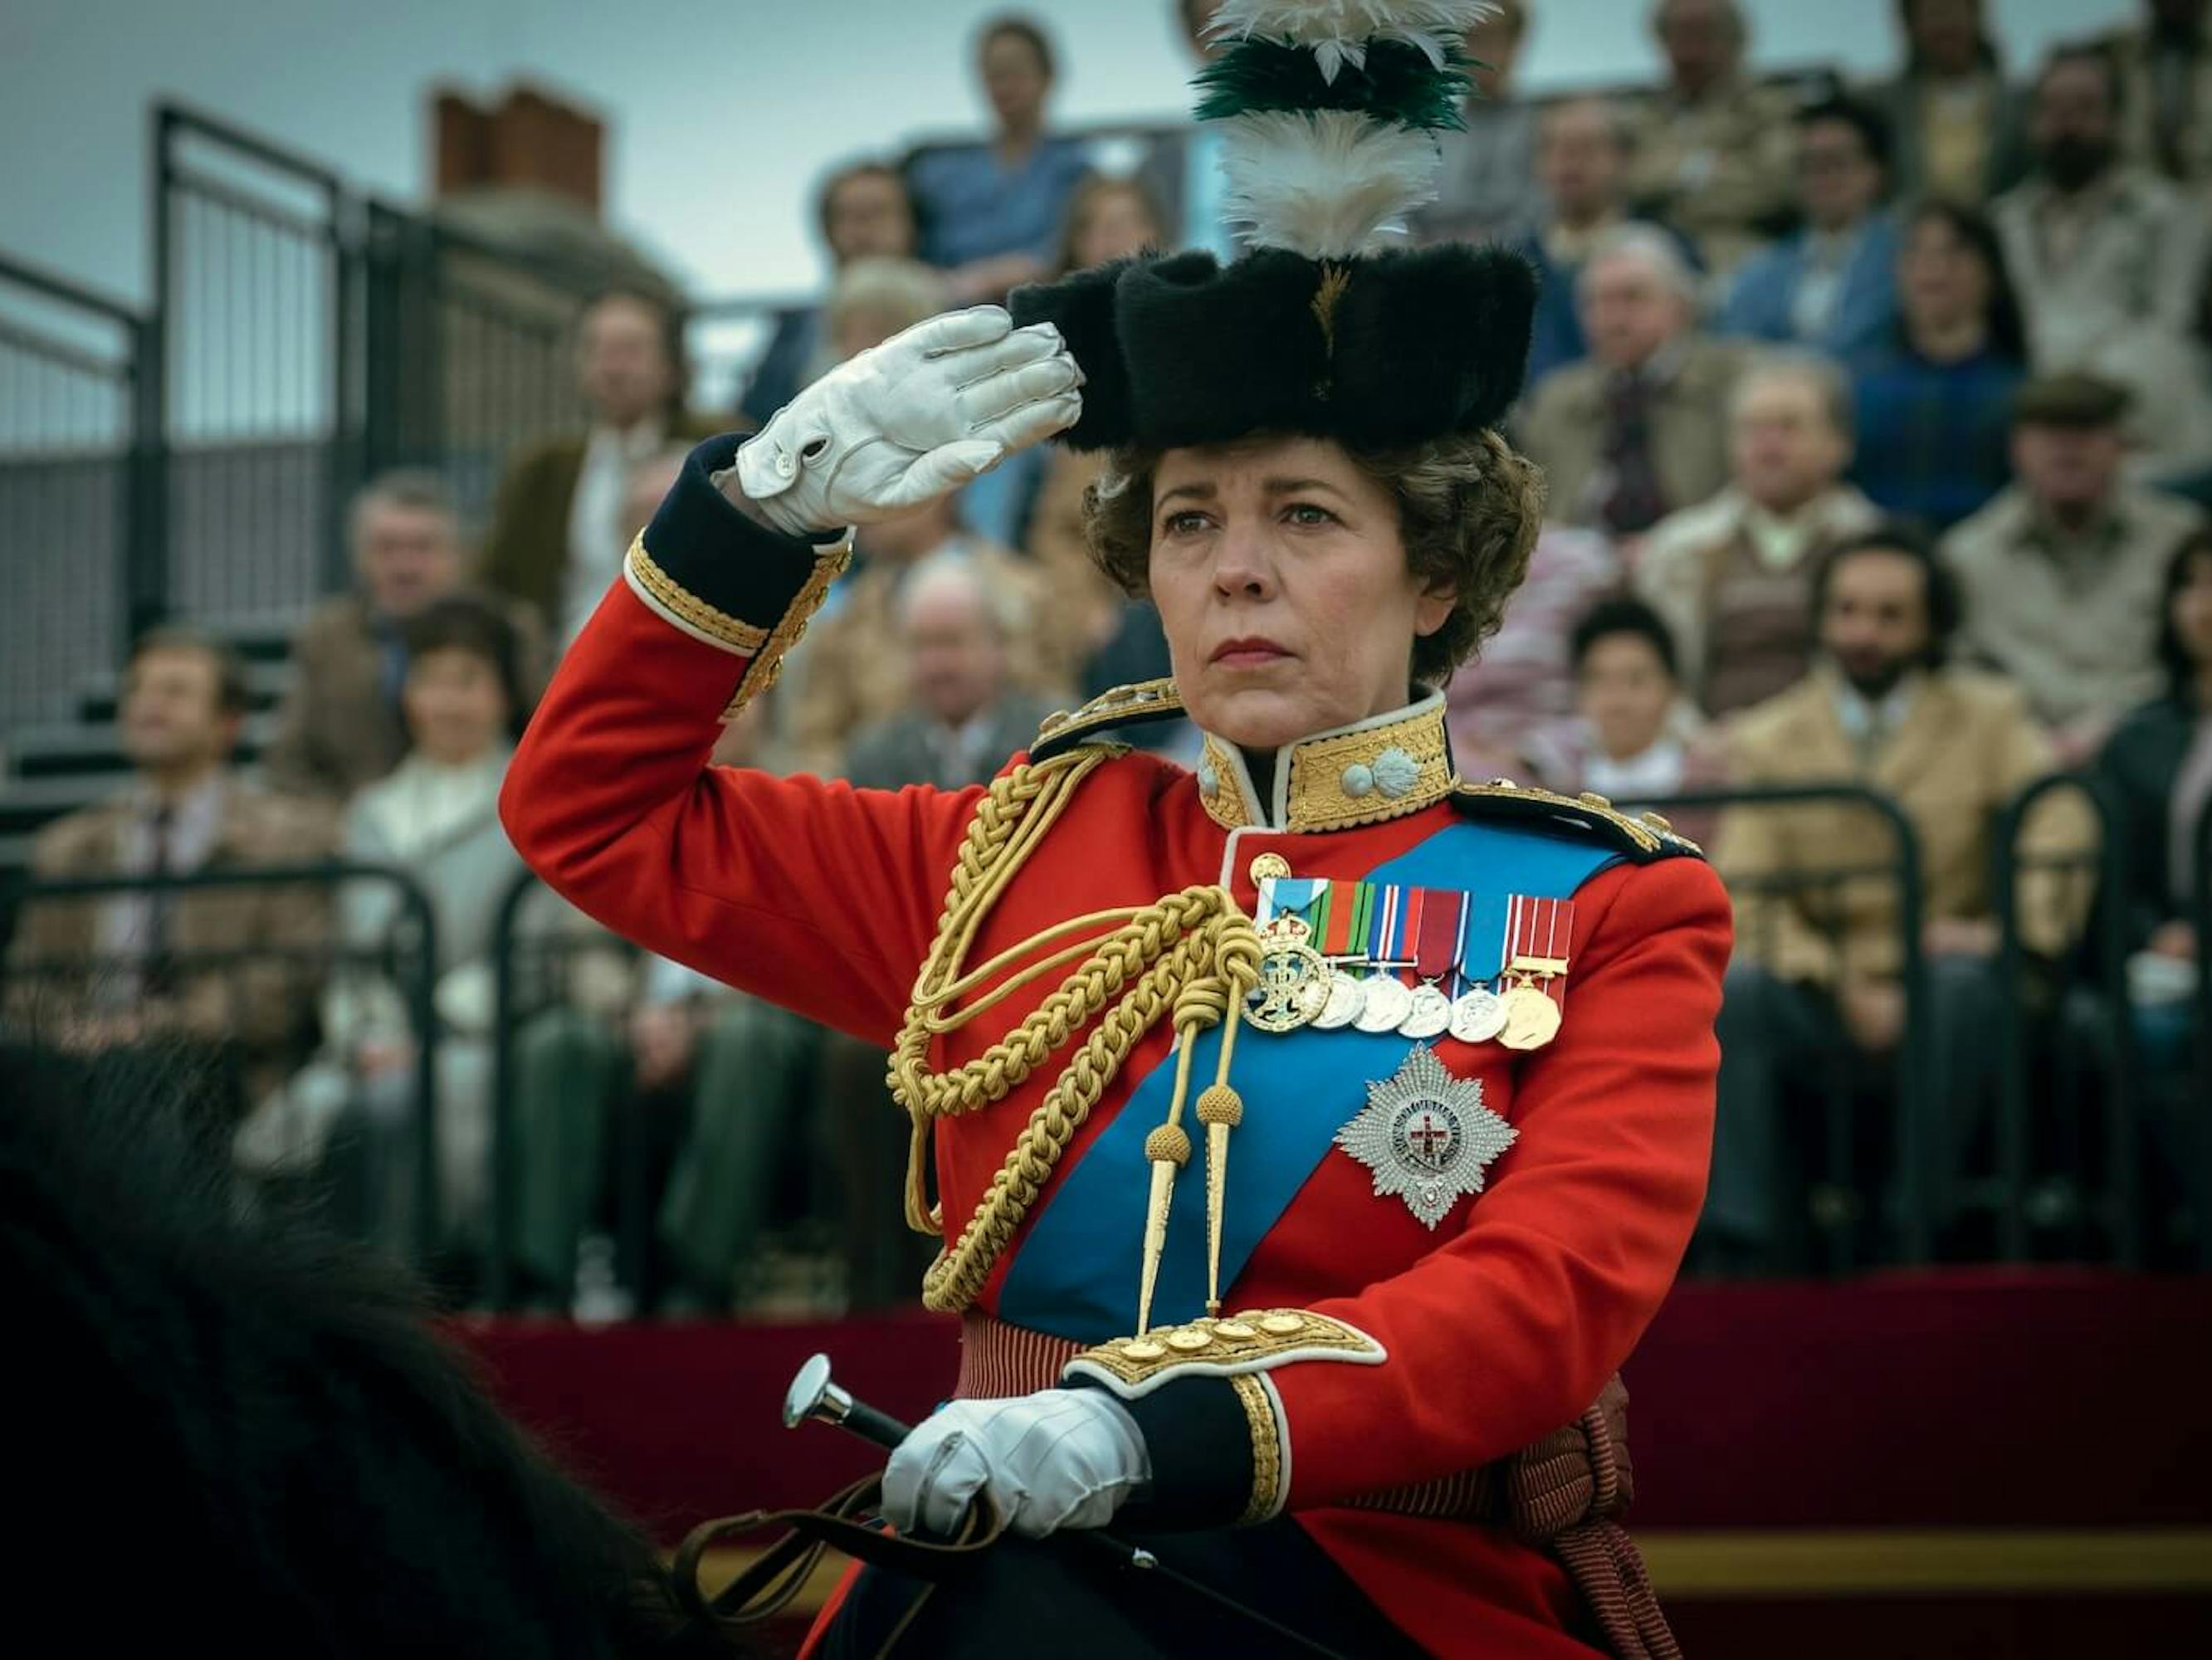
[432, 83, 604, 216]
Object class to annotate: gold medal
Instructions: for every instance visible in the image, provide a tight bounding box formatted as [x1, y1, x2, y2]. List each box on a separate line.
[1499, 977, 1561, 1051]
[1247, 914, 1331, 1033]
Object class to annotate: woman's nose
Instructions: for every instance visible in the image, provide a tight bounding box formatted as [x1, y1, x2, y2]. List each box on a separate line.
[1212, 524, 1275, 596]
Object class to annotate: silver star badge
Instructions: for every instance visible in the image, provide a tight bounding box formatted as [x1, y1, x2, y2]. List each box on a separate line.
[1336, 1044, 1516, 1229]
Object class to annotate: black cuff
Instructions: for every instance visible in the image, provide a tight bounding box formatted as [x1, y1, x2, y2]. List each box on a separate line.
[1068, 1374, 1255, 1531]
[637, 434, 840, 643]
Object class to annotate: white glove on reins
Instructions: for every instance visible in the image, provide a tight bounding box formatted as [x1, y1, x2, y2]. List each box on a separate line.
[881, 1388, 1150, 1540]
[735, 305, 1082, 536]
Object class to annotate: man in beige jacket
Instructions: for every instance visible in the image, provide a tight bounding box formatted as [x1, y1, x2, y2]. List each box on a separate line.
[1702, 526, 2094, 1270]
[1517, 225, 1749, 540]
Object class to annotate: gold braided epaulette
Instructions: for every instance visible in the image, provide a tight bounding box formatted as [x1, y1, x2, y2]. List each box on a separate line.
[1061, 1309, 1385, 1398]
[1030, 678, 1186, 760]
[1450, 779, 1706, 862]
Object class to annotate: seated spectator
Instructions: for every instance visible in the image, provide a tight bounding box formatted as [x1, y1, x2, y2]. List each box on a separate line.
[1414, 0, 1541, 247]
[785, 485, 1072, 779]
[2092, 530, 2212, 1089]
[823, 555, 1064, 1307]
[1028, 176, 1171, 662]
[2107, 0, 2212, 183]
[1703, 527, 2094, 1270]
[1513, 97, 1657, 388]
[1444, 526, 1620, 783]
[248, 597, 623, 1278]
[1720, 96, 1902, 362]
[738, 159, 919, 431]
[823, 256, 951, 364]
[1524, 597, 1726, 848]
[1995, 45, 2212, 480]
[5, 628, 334, 1116]
[266, 471, 544, 801]
[1634, 352, 1881, 717]
[1136, 0, 1236, 260]
[1861, 0, 2027, 203]
[908, 13, 1091, 305]
[1849, 199, 2029, 530]
[1943, 373, 2205, 757]
[1518, 225, 1750, 540]
[1622, 0, 1799, 276]
[481, 284, 720, 648]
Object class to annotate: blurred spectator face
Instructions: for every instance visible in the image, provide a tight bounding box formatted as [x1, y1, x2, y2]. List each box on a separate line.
[1577, 632, 1676, 762]
[2031, 56, 2119, 191]
[1820, 548, 1932, 700]
[1464, 2, 1527, 95]
[620, 452, 688, 549]
[403, 645, 510, 767]
[1653, 0, 1742, 97]
[709, 696, 772, 768]
[1538, 100, 1628, 224]
[834, 304, 906, 362]
[120, 646, 236, 776]
[1797, 115, 1883, 232]
[904, 569, 1010, 729]
[1898, 211, 1990, 336]
[823, 171, 917, 266]
[2013, 419, 2124, 514]
[1905, 0, 1985, 77]
[577, 295, 676, 430]
[1179, 0, 1225, 62]
[980, 28, 1052, 135]
[1731, 369, 1850, 512]
[354, 496, 461, 621]
[1580, 249, 1691, 371]
[861, 492, 960, 563]
[1072, 183, 1164, 269]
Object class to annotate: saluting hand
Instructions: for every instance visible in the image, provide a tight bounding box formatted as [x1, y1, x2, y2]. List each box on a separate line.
[733, 305, 1082, 536]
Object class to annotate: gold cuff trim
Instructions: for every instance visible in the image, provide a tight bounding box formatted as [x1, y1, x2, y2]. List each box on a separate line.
[718, 538, 853, 720]
[1060, 1308, 1384, 1399]
[1232, 1374, 1287, 1525]
[623, 533, 771, 655]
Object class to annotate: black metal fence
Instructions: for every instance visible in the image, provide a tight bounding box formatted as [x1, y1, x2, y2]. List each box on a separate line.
[0, 253, 156, 735]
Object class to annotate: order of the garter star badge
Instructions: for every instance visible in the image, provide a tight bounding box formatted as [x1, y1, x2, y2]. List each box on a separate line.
[1337, 1044, 1516, 1230]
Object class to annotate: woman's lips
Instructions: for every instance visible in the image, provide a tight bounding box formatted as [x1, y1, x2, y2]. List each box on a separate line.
[1210, 638, 1291, 667]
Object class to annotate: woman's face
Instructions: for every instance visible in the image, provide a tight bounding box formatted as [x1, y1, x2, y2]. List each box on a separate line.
[2173, 550, 2212, 671]
[1074, 187, 1161, 270]
[980, 32, 1050, 133]
[1899, 214, 1990, 334]
[1146, 437, 1453, 751]
[403, 645, 509, 766]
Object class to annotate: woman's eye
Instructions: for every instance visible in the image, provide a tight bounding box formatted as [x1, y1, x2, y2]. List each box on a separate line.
[1162, 510, 1210, 536]
[1285, 502, 1338, 527]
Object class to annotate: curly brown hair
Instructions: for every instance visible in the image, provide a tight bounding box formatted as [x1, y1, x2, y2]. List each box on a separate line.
[1081, 429, 1546, 688]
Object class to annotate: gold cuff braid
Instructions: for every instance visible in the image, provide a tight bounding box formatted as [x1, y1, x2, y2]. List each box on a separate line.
[624, 534, 770, 654]
[1060, 1308, 1384, 1394]
[1231, 1374, 1285, 1525]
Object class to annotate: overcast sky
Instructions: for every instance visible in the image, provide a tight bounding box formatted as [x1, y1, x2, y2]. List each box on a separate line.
[0, 0, 2136, 310]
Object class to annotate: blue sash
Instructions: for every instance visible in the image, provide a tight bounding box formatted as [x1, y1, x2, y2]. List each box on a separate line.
[994, 818, 1621, 1343]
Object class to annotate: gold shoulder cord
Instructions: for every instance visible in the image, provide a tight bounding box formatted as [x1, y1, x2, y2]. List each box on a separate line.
[889, 749, 1262, 1322]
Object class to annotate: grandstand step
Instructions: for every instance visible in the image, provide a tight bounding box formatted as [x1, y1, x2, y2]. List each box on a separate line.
[7, 710, 281, 782]
[75, 656, 295, 725]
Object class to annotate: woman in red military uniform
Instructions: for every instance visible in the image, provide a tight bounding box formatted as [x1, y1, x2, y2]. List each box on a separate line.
[501, 6, 1726, 1654]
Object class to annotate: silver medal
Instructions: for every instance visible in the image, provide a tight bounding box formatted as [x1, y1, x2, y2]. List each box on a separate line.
[1449, 985, 1507, 1045]
[1352, 973, 1412, 1033]
[1314, 969, 1367, 1030]
[1399, 982, 1452, 1039]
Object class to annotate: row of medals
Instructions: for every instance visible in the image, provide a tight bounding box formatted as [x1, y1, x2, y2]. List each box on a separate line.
[1248, 913, 1562, 1050]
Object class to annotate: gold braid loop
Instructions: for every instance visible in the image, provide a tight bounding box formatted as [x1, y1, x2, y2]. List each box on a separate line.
[886, 747, 1267, 1313]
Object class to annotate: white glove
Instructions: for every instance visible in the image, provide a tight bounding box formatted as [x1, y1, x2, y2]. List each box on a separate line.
[735, 305, 1082, 536]
[881, 1388, 1150, 1540]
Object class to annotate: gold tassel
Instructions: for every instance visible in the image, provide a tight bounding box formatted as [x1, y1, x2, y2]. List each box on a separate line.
[1136, 1123, 1191, 1335]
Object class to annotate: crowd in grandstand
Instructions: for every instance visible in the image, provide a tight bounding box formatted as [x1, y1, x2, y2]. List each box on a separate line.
[8, 0, 2212, 1307]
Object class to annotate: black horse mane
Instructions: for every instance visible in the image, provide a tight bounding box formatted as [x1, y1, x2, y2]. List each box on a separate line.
[0, 1039, 734, 1658]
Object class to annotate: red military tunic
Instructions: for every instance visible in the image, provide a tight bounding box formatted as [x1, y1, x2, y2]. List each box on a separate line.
[501, 438, 1729, 1657]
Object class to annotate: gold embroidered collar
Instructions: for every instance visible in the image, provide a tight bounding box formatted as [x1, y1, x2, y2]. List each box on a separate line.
[1195, 692, 1455, 834]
